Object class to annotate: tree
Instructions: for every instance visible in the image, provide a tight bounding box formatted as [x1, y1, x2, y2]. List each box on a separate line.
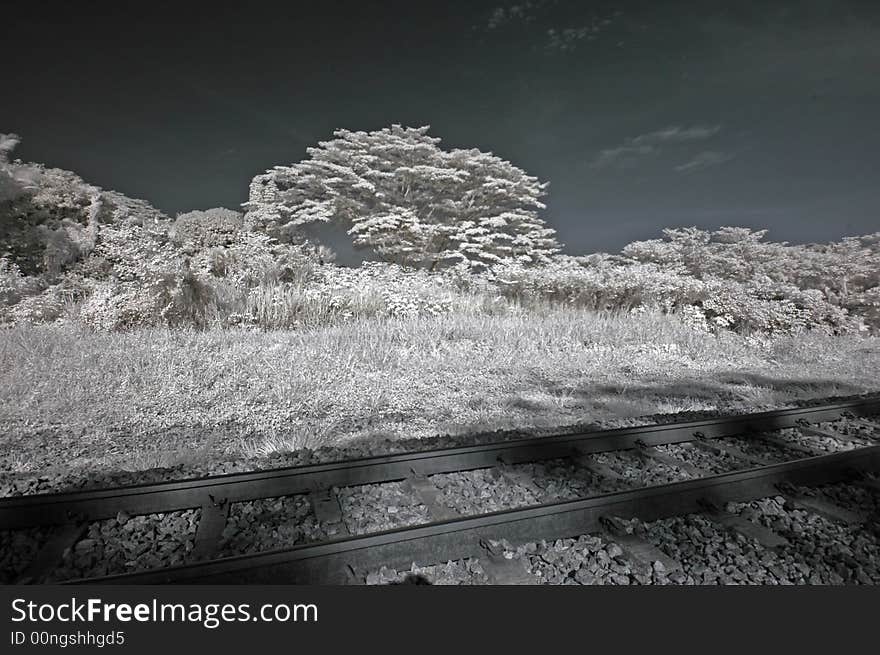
[1, 134, 174, 279]
[0, 133, 40, 205]
[243, 125, 560, 270]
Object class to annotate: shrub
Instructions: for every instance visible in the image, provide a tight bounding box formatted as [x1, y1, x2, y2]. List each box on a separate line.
[483, 256, 704, 312]
[170, 207, 244, 250]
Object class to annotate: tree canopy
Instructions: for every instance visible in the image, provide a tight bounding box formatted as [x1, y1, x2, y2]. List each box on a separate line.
[243, 125, 560, 270]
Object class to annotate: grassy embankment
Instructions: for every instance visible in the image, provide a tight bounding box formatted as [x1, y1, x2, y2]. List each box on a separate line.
[2, 307, 877, 481]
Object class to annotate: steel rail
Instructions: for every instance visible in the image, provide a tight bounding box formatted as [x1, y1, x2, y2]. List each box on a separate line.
[70, 444, 880, 584]
[2, 396, 879, 531]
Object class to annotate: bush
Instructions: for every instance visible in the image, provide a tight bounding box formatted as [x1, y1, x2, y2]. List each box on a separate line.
[170, 207, 244, 250]
[483, 256, 704, 313]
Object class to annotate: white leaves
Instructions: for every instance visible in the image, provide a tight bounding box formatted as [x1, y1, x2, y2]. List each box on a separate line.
[243, 124, 560, 270]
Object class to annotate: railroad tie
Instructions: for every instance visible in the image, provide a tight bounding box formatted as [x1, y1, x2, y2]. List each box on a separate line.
[754, 433, 824, 458]
[479, 539, 539, 585]
[308, 487, 349, 536]
[777, 486, 869, 526]
[190, 495, 230, 561]
[572, 454, 631, 486]
[797, 424, 866, 445]
[697, 499, 791, 550]
[599, 515, 683, 573]
[691, 437, 767, 468]
[633, 440, 709, 478]
[493, 459, 545, 496]
[15, 522, 88, 584]
[840, 416, 880, 439]
[402, 474, 458, 521]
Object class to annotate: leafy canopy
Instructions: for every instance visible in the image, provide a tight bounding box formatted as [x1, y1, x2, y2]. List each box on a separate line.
[244, 125, 560, 270]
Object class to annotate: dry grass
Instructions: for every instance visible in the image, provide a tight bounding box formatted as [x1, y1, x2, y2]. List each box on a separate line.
[1, 307, 878, 479]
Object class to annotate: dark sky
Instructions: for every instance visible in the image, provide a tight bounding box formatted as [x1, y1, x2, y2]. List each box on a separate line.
[4, 0, 879, 256]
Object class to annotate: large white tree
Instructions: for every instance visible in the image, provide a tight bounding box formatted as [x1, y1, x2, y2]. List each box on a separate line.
[243, 124, 560, 270]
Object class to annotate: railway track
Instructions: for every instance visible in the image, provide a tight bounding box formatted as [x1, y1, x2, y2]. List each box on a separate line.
[2, 396, 880, 584]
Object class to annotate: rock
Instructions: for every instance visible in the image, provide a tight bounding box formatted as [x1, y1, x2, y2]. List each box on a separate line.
[576, 570, 597, 585]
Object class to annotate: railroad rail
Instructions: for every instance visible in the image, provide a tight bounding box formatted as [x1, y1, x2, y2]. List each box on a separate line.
[2, 396, 879, 584]
[77, 445, 880, 584]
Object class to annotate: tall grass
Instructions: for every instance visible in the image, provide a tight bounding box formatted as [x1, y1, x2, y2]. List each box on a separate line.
[1, 308, 877, 477]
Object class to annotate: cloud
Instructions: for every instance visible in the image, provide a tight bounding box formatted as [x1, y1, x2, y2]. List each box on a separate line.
[477, 3, 622, 53]
[544, 11, 623, 52]
[591, 124, 722, 169]
[590, 144, 656, 169]
[674, 150, 735, 173]
[485, 2, 549, 30]
[629, 124, 721, 146]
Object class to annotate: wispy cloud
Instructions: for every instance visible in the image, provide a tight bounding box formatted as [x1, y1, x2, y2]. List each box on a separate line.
[591, 124, 722, 169]
[590, 144, 656, 169]
[630, 124, 721, 146]
[485, 2, 549, 30]
[674, 150, 735, 173]
[477, 3, 622, 53]
[545, 14, 619, 52]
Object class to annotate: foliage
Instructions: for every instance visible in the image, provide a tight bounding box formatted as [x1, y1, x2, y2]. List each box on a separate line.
[243, 124, 560, 270]
[2, 133, 877, 337]
[624, 226, 880, 301]
[621, 226, 879, 332]
[170, 207, 244, 250]
[483, 255, 704, 312]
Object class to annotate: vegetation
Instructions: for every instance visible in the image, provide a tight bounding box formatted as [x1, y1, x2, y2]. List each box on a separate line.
[1, 126, 878, 475]
[2, 127, 877, 337]
[2, 311, 877, 475]
[244, 125, 560, 270]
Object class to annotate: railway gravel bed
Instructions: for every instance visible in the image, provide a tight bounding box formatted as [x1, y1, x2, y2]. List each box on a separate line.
[430, 458, 616, 517]
[365, 559, 489, 585]
[713, 435, 804, 463]
[0, 527, 53, 584]
[653, 443, 745, 474]
[43, 510, 200, 582]
[729, 494, 880, 584]
[217, 495, 324, 557]
[364, 481, 880, 585]
[589, 450, 691, 485]
[2, 400, 879, 584]
[507, 459, 625, 497]
[430, 469, 538, 515]
[525, 535, 672, 585]
[815, 483, 880, 517]
[769, 427, 872, 454]
[637, 513, 797, 584]
[338, 482, 431, 535]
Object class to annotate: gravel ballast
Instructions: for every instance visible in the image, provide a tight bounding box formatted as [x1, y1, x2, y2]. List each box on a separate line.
[218, 495, 324, 557]
[338, 482, 432, 535]
[0, 526, 53, 584]
[2, 411, 878, 583]
[43, 509, 200, 582]
[362, 481, 880, 585]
